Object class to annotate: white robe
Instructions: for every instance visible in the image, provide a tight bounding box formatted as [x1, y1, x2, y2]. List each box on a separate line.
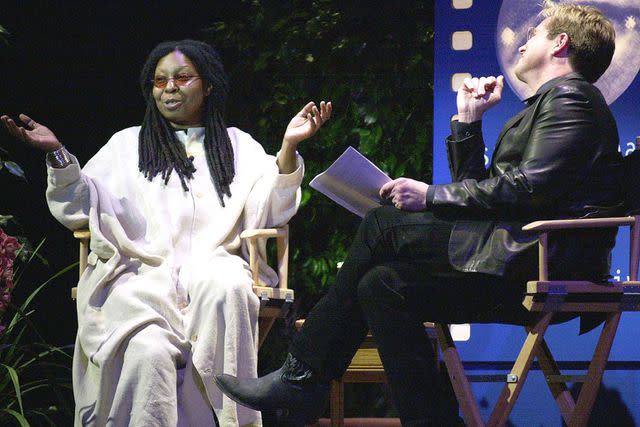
[46, 127, 303, 427]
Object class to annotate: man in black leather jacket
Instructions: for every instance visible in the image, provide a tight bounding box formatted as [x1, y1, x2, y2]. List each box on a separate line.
[434, 69, 622, 281]
[215, 3, 623, 426]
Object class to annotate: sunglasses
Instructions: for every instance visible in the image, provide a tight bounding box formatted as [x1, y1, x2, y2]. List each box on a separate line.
[152, 74, 201, 89]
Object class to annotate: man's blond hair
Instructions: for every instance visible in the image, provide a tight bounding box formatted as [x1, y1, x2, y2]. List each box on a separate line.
[542, 2, 615, 83]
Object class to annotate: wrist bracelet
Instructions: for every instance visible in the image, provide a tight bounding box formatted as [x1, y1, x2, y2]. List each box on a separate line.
[46, 146, 72, 168]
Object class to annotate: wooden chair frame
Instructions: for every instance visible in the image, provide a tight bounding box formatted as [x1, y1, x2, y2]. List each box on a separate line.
[435, 215, 640, 427]
[73, 225, 293, 349]
[295, 321, 444, 427]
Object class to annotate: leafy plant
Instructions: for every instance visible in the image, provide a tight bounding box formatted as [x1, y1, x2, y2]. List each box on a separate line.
[0, 24, 72, 420]
[0, 151, 26, 181]
[0, 23, 26, 183]
[0, 24, 8, 46]
[207, 0, 434, 311]
[0, 233, 75, 426]
[206, 2, 434, 418]
[0, 110, 71, 425]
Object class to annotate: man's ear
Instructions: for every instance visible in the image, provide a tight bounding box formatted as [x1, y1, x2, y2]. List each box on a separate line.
[553, 32, 570, 57]
[205, 84, 213, 96]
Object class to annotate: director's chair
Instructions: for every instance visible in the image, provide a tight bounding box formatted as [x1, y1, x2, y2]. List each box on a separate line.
[73, 225, 294, 349]
[436, 214, 640, 427]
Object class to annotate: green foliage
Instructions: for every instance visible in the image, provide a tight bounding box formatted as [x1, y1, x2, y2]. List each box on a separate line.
[0, 25, 23, 182]
[0, 110, 25, 183]
[0, 240, 75, 426]
[0, 140, 26, 181]
[0, 161, 26, 181]
[207, 0, 434, 312]
[0, 25, 8, 45]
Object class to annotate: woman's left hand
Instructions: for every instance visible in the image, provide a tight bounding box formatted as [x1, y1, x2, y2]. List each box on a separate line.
[283, 101, 332, 147]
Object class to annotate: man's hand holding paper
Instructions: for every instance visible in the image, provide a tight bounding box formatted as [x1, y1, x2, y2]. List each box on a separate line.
[380, 178, 429, 211]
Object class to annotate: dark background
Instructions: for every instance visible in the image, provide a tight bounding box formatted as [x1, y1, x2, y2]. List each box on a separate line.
[2, 1, 283, 345]
[1, 0, 433, 422]
[2, 0, 434, 342]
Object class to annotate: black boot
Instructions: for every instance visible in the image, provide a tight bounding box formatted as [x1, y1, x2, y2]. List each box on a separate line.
[214, 353, 329, 426]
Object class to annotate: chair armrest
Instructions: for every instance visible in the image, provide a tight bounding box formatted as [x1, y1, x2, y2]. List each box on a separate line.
[522, 216, 640, 282]
[240, 225, 289, 290]
[240, 228, 288, 239]
[73, 229, 91, 240]
[73, 226, 292, 289]
[73, 229, 91, 281]
[523, 216, 635, 231]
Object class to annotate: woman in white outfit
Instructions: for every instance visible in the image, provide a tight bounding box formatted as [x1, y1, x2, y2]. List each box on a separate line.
[1, 39, 331, 427]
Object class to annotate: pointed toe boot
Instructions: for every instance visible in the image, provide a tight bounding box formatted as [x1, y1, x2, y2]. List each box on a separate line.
[214, 353, 329, 425]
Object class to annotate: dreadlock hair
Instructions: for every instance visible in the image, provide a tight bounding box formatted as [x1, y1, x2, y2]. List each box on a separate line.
[138, 39, 234, 206]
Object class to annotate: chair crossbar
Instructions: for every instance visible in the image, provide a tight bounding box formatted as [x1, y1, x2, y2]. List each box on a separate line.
[524, 299, 640, 313]
[527, 281, 640, 293]
[73, 227, 293, 350]
[466, 374, 518, 383]
[523, 281, 640, 313]
[546, 374, 587, 383]
[437, 309, 626, 427]
[461, 360, 640, 370]
[466, 373, 589, 384]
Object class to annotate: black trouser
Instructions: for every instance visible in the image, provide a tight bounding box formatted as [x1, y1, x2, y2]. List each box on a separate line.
[290, 206, 532, 426]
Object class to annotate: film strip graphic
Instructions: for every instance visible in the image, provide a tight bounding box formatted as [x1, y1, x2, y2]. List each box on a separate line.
[433, 3, 640, 424]
[435, 0, 640, 282]
[433, 0, 524, 182]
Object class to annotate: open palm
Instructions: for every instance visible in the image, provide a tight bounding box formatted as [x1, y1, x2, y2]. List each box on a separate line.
[283, 101, 332, 146]
[1, 114, 62, 152]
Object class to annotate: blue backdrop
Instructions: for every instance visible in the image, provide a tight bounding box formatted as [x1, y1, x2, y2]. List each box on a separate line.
[434, 1, 640, 424]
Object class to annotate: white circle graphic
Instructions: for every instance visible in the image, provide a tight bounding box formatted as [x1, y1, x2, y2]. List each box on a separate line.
[496, 0, 640, 104]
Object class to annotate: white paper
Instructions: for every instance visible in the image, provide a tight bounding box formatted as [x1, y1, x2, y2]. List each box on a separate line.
[310, 147, 392, 217]
[316, 148, 472, 341]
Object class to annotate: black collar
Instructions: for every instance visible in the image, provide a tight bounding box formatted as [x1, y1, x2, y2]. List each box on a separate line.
[524, 72, 585, 105]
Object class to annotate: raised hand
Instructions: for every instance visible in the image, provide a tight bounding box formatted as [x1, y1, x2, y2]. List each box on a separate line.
[379, 177, 429, 211]
[1, 114, 62, 152]
[456, 75, 504, 123]
[283, 101, 332, 147]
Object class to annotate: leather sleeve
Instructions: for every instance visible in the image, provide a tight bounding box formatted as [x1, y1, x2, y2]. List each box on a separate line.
[446, 120, 487, 182]
[429, 85, 597, 214]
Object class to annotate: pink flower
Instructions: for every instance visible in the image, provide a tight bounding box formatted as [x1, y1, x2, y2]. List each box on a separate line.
[0, 229, 19, 275]
[0, 228, 20, 326]
[2, 276, 13, 292]
[0, 255, 10, 276]
[0, 229, 20, 258]
[0, 290, 9, 315]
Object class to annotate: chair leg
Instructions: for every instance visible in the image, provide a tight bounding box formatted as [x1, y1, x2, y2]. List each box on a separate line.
[330, 379, 344, 427]
[436, 323, 484, 427]
[569, 312, 621, 427]
[535, 337, 575, 425]
[487, 312, 553, 427]
[257, 317, 276, 349]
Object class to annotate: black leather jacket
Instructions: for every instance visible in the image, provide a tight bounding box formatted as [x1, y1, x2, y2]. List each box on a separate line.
[427, 73, 624, 280]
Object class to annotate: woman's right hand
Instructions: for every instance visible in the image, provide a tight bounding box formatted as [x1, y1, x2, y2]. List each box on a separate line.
[1, 114, 63, 152]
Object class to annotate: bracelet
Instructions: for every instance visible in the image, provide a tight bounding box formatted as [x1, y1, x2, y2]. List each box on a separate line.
[46, 146, 72, 168]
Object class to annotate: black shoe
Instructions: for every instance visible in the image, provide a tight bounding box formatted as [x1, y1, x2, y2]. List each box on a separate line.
[214, 353, 329, 426]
